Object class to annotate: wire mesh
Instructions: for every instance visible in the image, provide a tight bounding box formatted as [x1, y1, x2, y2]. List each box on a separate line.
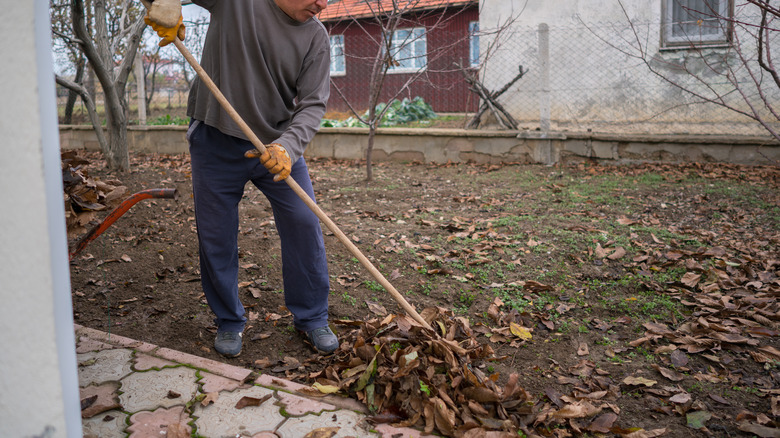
[479, 19, 780, 136]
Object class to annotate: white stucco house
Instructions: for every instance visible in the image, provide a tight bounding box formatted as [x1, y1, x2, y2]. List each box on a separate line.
[477, 0, 780, 137]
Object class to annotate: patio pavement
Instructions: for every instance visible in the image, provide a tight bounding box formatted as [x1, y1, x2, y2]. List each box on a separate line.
[74, 324, 434, 437]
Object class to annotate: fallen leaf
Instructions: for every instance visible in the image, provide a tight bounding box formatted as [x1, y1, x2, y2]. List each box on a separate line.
[622, 376, 657, 387]
[669, 392, 691, 404]
[366, 301, 388, 316]
[738, 422, 780, 438]
[577, 342, 589, 356]
[608, 246, 626, 260]
[509, 322, 532, 341]
[200, 392, 218, 406]
[623, 428, 667, 438]
[686, 410, 712, 429]
[553, 401, 602, 419]
[652, 364, 684, 382]
[235, 394, 272, 409]
[303, 427, 340, 438]
[312, 382, 340, 394]
[587, 412, 617, 433]
[670, 349, 689, 367]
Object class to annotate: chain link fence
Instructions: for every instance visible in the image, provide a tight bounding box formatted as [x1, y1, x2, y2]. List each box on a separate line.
[480, 19, 780, 136]
[56, 14, 780, 136]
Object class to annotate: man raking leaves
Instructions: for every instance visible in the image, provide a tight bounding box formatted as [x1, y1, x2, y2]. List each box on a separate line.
[142, 0, 431, 359]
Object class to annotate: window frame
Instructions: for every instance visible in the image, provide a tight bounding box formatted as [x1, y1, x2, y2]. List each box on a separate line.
[387, 27, 428, 74]
[661, 0, 732, 48]
[469, 21, 480, 67]
[329, 34, 346, 77]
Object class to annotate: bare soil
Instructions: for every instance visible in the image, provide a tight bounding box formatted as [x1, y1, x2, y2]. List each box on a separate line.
[68, 149, 780, 437]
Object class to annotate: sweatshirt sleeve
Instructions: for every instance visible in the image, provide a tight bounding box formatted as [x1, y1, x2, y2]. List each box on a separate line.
[272, 37, 330, 164]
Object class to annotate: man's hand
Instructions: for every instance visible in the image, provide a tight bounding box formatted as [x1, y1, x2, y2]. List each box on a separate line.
[142, 0, 185, 47]
[245, 144, 292, 181]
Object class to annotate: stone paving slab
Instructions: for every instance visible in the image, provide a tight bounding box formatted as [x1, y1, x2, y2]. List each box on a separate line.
[192, 385, 284, 437]
[120, 366, 200, 412]
[82, 410, 127, 438]
[77, 348, 134, 386]
[74, 324, 436, 437]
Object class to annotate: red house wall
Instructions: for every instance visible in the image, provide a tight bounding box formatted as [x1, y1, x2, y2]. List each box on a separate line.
[324, 6, 479, 115]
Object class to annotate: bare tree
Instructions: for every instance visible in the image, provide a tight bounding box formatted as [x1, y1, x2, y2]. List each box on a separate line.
[591, 0, 780, 159]
[53, 0, 146, 171]
[325, 0, 484, 180]
[134, 12, 208, 115]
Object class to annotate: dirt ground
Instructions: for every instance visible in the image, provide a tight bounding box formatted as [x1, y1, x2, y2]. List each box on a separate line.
[68, 149, 780, 437]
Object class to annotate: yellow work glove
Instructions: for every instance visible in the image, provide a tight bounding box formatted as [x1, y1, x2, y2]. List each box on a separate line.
[142, 0, 185, 47]
[245, 144, 292, 182]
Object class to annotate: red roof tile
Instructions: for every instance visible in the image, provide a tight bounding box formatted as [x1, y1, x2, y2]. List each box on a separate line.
[318, 0, 476, 22]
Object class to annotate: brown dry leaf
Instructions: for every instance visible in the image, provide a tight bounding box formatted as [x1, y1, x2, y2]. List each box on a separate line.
[652, 364, 685, 382]
[622, 376, 657, 387]
[200, 392, 219, 407]
[553, 401, 602, 419]
[670, 349, 689, 367]
[617, 216, 639, 226]
[303, 427, 340, 438]
[669, 393, 691, 404]
[577, 342, 589, 356]
[680, 272, 701, 288]
[595, 243, 608, 259]
[738, 423, 780, 438]
[773, 397, 780, 417]
[235, 394, 272, 409]
[623, 428, 667, 438]
[587, 412, 618, 433]
[608, 247, 626, 260]
[432, 397, 456, 436]
[251, 332, 271, 341]
[365, 301, 388, 316]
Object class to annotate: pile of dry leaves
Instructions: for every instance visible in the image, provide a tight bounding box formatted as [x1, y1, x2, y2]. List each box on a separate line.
[259, 306, 665, 438]
[62, 151, 127, 238]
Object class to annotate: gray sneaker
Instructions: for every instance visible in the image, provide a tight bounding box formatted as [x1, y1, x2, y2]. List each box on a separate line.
[303, 326, 339, 354]
[214, 331, 242, 357]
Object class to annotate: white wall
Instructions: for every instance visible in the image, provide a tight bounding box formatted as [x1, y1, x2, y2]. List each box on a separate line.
[479, 0, 776, 136]
[0, 1, 81, 436]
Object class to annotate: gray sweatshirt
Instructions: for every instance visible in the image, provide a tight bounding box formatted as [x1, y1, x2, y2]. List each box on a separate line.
[187, 0, 330, 163]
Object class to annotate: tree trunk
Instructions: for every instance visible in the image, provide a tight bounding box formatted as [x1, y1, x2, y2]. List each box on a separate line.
[63, 57, 85, 124]
[105, 115, 130, 170]
[366, 126, 375, 181]
[70, 0, 144, 171]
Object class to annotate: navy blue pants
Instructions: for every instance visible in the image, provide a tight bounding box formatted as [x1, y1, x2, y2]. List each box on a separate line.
[188, 121, 330, 333]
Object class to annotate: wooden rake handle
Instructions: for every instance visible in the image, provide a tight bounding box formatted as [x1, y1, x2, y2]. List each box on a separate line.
[172, 39, 432, 331]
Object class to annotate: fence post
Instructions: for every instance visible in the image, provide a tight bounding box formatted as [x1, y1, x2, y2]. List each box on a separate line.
[538, 23, 551, 133]
[136, 51, 146, 125]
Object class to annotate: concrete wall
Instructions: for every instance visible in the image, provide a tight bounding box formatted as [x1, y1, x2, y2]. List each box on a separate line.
[59, 125, 780, 166]
[1, 2, 81, 437]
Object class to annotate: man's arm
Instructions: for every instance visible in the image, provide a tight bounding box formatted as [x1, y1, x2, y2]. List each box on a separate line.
[273, 43, 331, 164]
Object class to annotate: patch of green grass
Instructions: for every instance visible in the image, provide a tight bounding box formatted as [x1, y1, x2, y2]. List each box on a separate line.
[341, 292, 357, 306]
[363, 280, 385, 293]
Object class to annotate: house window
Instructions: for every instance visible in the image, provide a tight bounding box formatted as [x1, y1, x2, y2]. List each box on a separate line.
[330, 35, 346, 76]
[469, 21, 480, 67]
[388, 27, 427, 72]
[663, 0, 731, 47]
